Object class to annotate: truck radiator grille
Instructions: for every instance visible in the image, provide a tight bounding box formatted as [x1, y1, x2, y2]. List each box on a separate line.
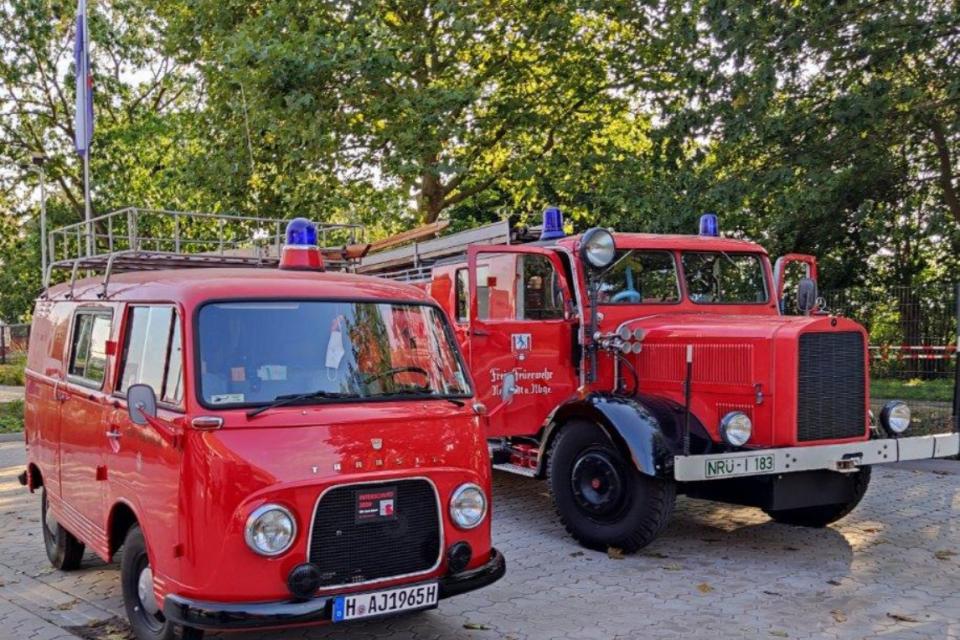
[308, 479, 441, 588]
[797, 332, 867, 442]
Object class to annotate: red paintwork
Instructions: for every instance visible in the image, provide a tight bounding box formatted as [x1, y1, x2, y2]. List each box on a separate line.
[428, 232, 870, 451]
[24, 268, 493, 622]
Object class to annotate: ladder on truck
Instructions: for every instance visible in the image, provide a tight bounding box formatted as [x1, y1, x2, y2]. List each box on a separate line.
[357, 217, 542, 283]
[42, 208, 367, 298]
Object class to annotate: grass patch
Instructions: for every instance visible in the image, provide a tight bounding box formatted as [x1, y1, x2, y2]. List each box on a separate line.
[0, 354, 25, 386]
[0, 399, 24, 433]
[871, 377, 954, 403]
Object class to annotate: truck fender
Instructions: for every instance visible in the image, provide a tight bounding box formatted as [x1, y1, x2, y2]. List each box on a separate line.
[538, 393, 716, 479]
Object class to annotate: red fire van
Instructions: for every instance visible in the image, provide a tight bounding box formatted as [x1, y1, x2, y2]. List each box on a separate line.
[20, 217, 504, 640]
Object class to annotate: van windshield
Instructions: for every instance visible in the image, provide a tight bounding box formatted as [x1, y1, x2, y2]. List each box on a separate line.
[682, 252, 768, 304]
[197, 301, 471, 407]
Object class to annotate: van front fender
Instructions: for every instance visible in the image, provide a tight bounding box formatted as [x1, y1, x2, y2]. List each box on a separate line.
[539, 393, 715, 479]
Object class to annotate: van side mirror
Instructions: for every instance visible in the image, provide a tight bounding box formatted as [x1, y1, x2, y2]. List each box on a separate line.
[500, 372, 517, 404]
[127, 384, 158, 425]
[796, 277, 818, 315]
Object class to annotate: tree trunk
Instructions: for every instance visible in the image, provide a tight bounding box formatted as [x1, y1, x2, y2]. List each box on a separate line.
[930, 116, 960, 224]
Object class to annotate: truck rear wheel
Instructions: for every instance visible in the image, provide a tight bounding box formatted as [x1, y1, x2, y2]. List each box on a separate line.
[764, 466, 871, 527]
[121, 525, 203, 640]
[548, 421, 675, 553]
[41, 488, 85, 571]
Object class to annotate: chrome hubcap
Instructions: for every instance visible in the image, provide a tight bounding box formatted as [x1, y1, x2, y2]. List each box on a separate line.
[137, 566, 159, 616]
[45, 505, 58, 533]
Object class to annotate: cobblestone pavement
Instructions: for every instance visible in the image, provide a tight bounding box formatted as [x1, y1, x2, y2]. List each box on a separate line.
[2, 439, 959, 640]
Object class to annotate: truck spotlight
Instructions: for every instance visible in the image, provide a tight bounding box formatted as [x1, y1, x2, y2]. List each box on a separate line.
[450, 484, 487, 530]
[720, 411, 752, 447]
[880, 401, 911, 435]
[580, 228, 616, 270]
[245, 504, 297, 556]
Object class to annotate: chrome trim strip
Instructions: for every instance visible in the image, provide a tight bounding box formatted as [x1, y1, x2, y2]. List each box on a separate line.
[306, 476, 444, 592]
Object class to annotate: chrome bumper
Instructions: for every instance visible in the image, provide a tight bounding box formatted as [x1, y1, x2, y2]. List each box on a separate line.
[673, 433, 960, 482]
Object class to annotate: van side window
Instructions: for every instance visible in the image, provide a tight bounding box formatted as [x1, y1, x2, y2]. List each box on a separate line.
[68, 312, 112, 386]
[455, 268, 469, 323]
[118, 306, 184, 405]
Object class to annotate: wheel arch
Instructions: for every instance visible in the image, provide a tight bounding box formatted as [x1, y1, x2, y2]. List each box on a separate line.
[26, 463, 43, 491]
[107, 500, 140, 559]
[538, 393, 716, 479]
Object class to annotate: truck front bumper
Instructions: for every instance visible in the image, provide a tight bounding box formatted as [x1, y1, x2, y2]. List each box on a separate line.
[162, 548, 505, 631]
[673, 432, 959, 482]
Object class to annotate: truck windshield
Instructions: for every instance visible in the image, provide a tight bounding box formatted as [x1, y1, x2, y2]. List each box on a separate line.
[682, 252, 768, 304]
[197, 301, 471, 407]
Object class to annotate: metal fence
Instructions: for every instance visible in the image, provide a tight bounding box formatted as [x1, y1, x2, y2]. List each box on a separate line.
[824, 283, 959, 435]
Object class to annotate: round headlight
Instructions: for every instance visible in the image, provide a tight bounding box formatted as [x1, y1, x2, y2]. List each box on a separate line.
[880, 401, 911, 435]
[449, 483, 487, 530]
[580, 228, 616, 269]
[245, 504, 297, 556]
[720, 411, 752, 447]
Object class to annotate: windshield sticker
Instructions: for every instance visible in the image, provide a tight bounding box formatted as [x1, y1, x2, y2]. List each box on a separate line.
[490, 367, 554, 395]
[210, 393, 245, 405]
[257, 365, 288, 381]
[325, 315, 346, 369]
[230, 367, 246, 382]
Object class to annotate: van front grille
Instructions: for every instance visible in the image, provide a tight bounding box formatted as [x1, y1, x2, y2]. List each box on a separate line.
[308, 479, 441, 587]
[797, 332, 867, 442]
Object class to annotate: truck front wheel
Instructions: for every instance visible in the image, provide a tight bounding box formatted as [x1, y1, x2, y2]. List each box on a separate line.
[548, 421, 675, 553]
[764, 466, 872, 527]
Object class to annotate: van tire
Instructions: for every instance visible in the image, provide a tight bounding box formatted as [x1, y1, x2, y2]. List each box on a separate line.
[41, 488, 85, 571]
[121, 525, 204, 640]
[764, 466, 872, 527]
[548, 420, 675, 553]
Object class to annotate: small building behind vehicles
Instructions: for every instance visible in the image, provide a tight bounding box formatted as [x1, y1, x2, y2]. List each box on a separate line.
[360, 210, 960, 553]
[19, 211, 504, 640]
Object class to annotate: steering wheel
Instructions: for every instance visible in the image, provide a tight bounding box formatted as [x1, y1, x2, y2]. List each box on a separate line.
[611, 267, 642, 303]
[363, 366, 431, 386]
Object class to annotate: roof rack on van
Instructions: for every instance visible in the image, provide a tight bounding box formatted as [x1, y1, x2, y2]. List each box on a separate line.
[43, 208, 368, 299]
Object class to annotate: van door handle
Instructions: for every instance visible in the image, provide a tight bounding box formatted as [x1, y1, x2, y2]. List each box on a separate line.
[105, 430, 122, 440]
[471, 328, 490, 337]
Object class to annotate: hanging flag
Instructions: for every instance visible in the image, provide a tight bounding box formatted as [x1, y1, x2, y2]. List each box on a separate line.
[73, 0, 93, 156]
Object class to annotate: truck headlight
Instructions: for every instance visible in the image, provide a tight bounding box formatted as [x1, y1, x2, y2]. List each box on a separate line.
[880, 401, 911, 435]
[449, 483, 487, 530]
[245, 504, 297, 556]
[720, 411, 752, 447]
[580, 228, 616, 269]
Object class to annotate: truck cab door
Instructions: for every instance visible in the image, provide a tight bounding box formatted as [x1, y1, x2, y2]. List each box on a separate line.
[773, 254, 819, 315]
[467, 246, 578, 438]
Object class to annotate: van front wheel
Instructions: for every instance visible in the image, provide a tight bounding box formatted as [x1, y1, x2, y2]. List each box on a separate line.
[121, 525, 203, 640]
[41, 488, 84, 571]
[548, 421, 675, 553]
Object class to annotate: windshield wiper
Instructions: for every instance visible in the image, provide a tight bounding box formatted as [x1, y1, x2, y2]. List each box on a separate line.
[246, 390, 351, 418]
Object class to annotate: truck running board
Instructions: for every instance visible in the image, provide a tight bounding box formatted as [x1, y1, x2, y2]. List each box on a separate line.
[492, 463, 538, 478]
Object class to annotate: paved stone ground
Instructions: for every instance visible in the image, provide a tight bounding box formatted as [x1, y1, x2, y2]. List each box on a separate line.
[2, 441, 960, 640]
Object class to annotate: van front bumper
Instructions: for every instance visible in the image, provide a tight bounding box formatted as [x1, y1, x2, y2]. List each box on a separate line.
[163, 548, 505, 631]
[673, 432, 960, 482]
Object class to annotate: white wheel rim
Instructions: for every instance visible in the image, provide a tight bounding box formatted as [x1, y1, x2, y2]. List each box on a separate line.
[137, 566, 159, 616]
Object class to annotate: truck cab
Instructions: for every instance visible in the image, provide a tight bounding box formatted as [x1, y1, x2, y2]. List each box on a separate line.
[21, 215, 504, 640]
[382, 212, 959, 552]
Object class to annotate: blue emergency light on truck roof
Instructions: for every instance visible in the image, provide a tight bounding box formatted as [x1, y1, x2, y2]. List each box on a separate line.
[699, 213, 719, 237]
[285, 217, 318, 246]
[539, 206, 566, 241]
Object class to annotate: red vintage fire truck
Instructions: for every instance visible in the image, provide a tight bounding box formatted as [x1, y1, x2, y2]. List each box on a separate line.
[19, 212, 504, 640]
[359, 209, 960, 553]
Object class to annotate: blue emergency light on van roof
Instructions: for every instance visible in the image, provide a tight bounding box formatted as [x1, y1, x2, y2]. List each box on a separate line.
[285, 217, 318, 246]
[699, 213, 719, 237]
[539, 206, 566, 241]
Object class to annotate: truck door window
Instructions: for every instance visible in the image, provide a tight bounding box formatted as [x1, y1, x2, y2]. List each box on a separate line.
[455, 268, 469, 323]
[68, 311, 111, 387]
[476, 253, 564, 321]
[118, 306, 184, 405]
[597, 251, 679, 304]
[682, 252, 768, 304]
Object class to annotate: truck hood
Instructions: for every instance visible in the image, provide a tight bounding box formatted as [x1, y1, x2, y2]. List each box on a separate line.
[620, 312, 833, 342]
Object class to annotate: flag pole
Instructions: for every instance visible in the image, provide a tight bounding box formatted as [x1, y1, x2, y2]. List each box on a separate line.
[83, 150, 92, 256]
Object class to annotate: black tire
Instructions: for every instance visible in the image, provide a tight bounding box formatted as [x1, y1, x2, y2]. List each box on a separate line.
[41, 488, 85, 571]
[547, 420, 675, 553]
[764, 466, 872, 527]
[121, 525, 204, 640]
